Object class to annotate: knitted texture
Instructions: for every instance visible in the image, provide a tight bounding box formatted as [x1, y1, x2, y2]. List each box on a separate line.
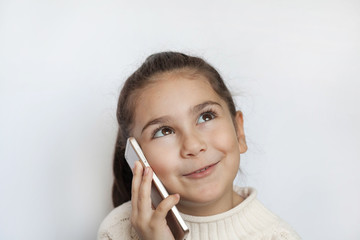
[97, 187, 301, 240]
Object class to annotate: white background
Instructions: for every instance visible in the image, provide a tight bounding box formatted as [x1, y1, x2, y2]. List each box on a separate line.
[1, 0, 359, 239]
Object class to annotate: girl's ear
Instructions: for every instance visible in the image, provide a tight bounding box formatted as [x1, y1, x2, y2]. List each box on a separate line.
[234, 111, 248, 154]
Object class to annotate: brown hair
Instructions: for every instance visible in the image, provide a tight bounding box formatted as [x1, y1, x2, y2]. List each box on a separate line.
[112, 51, 237, 207]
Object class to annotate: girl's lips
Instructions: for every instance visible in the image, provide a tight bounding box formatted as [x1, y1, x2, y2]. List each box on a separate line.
[183, 161, 220, 178]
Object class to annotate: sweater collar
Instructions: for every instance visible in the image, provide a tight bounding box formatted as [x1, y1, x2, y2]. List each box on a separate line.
[180, 186, 257, 223]
[179, 187, 280, 239]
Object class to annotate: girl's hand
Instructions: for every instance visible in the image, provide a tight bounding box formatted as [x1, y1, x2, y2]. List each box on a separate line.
[130, 161, 180, 240]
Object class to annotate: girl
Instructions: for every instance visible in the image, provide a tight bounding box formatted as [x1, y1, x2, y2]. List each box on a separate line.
[98, 52, 301, 240]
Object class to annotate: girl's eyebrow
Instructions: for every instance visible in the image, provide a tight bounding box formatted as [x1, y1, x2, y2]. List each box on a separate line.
[141, 101, 222, 134]
[192, 100, 222, 114]
[141, 116, 171, 134]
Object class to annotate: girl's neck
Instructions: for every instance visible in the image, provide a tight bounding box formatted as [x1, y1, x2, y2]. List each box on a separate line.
[177, 189, 244, 216]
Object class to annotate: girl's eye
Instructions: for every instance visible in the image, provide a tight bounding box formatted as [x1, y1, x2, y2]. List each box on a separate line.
[153, 127, 174, 138]
[197, 112, 216, 124]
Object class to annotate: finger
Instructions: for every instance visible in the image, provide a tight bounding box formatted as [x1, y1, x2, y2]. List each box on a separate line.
[131, 161, 143, 216]
[137, 167, 153, 213]
[152, 194, 180, 222]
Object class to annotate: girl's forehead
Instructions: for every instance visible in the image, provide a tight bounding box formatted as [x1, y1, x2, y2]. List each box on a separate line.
[138, 73, 220, 105]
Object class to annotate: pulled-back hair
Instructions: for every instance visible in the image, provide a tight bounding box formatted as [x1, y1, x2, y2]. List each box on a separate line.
[112, 51, 237, 207]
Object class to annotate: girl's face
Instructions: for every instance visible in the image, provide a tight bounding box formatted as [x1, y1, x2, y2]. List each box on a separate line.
[131, 72, 247, 214]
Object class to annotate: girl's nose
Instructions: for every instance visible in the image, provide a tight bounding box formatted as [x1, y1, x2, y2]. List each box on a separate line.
[180, 132, 207, 158]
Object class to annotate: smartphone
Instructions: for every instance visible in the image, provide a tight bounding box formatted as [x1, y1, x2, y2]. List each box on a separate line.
[125, 137, 189, 240]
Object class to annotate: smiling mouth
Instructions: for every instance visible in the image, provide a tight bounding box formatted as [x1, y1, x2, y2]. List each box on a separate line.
[194, 166, 210, 173]
[183, 161, 220, 176]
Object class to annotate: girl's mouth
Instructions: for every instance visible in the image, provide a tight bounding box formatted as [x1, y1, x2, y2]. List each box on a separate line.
[183, 161, 220, 179]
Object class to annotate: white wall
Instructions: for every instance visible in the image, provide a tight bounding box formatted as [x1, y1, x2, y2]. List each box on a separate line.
[1, 0, 359, 239]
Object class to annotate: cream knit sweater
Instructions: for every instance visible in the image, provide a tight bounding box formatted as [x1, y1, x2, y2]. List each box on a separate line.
[98, 187, 301, 240]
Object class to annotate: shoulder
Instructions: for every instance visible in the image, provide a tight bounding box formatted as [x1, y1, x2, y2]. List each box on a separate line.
[97, 201, 139, 240]
[235, 186, 302, 240]
[271, 221, 302, 240]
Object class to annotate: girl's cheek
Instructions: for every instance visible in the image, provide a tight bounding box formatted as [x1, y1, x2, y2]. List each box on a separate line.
[151, 160, 175, 178]
[143, 144, 178, 176]
[208, 121, 239, 149]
